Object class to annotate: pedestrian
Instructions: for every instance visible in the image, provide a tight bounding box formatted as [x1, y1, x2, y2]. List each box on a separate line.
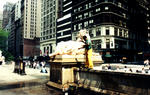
[105, 65, 108, 70]
[36, 62, 40, 69]
[108, 64, 111, 70]
[129, 68, 132, 72]
[40, 66, 48, 73]
[148, 67, 150, 74]
[142, 68, 145, 73]
[144, 59, 149, 66]
[33, 61, 36, 69]
[116, 66, 119, 71]
[40, 61, 44, 67]
[124, 66, 128, 72]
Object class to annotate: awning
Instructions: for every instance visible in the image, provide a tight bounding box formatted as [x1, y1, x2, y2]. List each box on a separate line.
[105, 54, 112, 57]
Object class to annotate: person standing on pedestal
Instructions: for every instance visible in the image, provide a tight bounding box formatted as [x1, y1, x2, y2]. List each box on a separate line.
[83, 34, 93, 69]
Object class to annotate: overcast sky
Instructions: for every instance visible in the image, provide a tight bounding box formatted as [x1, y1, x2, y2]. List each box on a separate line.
[0, 0, 19, 12]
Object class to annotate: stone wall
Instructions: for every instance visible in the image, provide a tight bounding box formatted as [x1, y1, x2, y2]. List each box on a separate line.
[74, 69, 150, 95]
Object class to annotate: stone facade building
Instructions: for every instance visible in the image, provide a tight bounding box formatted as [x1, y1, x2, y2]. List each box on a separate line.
[71, 0, 149, 62]
[40, 0, 61, 56]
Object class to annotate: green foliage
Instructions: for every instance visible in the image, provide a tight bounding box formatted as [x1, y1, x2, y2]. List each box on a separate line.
[0, 29, 9, 51]
[2, 50, 14, 61]
[0, 29, 14, 61]
[0, 29, 9, 37]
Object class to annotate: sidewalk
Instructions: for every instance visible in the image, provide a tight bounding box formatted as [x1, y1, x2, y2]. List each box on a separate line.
[0, 64, 49, 85]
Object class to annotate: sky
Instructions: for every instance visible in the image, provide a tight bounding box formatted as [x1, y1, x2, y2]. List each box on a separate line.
[0, 0, 19, 12]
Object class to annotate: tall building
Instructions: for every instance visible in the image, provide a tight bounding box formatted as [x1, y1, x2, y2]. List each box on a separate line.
[12, 0, 41, 58]
[2, 2, 13, 29]
[40, 0, 61, 56]
[128, 0, 149, 60]
[8, 5, 15, 55]
[8, 0, 22, 57]
[71, 0, 149, 62]
[56, 0, 72, 43]
[15, 0, 21, 21]
[14, 0, 22, 57]
[21, 0, 41, 39]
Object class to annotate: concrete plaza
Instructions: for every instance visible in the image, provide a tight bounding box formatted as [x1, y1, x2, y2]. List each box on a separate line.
[0, 64, 49, 85]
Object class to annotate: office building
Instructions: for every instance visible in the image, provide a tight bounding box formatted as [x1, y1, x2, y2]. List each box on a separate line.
[40, 0, 61, 56]
[2, 2, 13, 29]
[71, 0, 149, 62]
[14, 0, 41, 58]
[56, 0, 72, 43]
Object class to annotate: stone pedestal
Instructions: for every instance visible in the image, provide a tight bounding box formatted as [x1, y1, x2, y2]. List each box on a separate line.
[47, 55, 78, 89]
[47, 55, 103, 89]
[47, 62, 76, 89]
[74, 69, 150, 95]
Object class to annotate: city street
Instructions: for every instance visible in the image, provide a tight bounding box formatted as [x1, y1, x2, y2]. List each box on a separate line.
[0, 64, 49, 84]
[0, 0, 149, 94]
[0, 64, 62, 95]
[0, 64, 104, 95]
[0, 82, 62, 95]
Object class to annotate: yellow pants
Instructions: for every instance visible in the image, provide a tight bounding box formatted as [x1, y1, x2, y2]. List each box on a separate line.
[85, 49, 93, 69]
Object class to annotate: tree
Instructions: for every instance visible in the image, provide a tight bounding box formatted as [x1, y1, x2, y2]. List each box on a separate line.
[0, 28, 14, 61]
[0, 28, 9, 50]
[2, 50, 14, 61]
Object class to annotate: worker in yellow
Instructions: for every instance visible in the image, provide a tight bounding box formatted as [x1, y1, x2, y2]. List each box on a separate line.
[82, 33, 93, 69]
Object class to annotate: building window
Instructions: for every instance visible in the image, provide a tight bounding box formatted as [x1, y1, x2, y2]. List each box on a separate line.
[98, 44, 101, 49]
[78, 23, 82, 30]
[89, 11, 92, 17]
[119, 20, 122, 26]
[123, 22, 126, 27]
[119, 29, 122, 36]
[114, 28, 118, 36]
[105, 7, 109, 10]
[84, 12, 88, 18]
[78, 6, 82, 11]
[89, 29, 93, 37]
[61, 32, 63, 36]
[78, 15, 82, 20]
[89, 3, 91, 8]
[75, 16, 78, 20]
[95, 0, 98, 3]
[96, 8, 101, 12]
[89, 19, 93, 24]
[106, 39, 110, 48]
[124, 30, 127, 37]
[44, 47, 46, 54]
[118, 2, 122, 7]
[74, 25, 76, 30]
[122, 13, 126, 18]
[96, 28, 101, 36]
[85, 4, 88, 9]
[111, 41, 113, 47]
[74, 9, 77, 13]
[84, 21, 88, 27]
[106, 27, 109, 35]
